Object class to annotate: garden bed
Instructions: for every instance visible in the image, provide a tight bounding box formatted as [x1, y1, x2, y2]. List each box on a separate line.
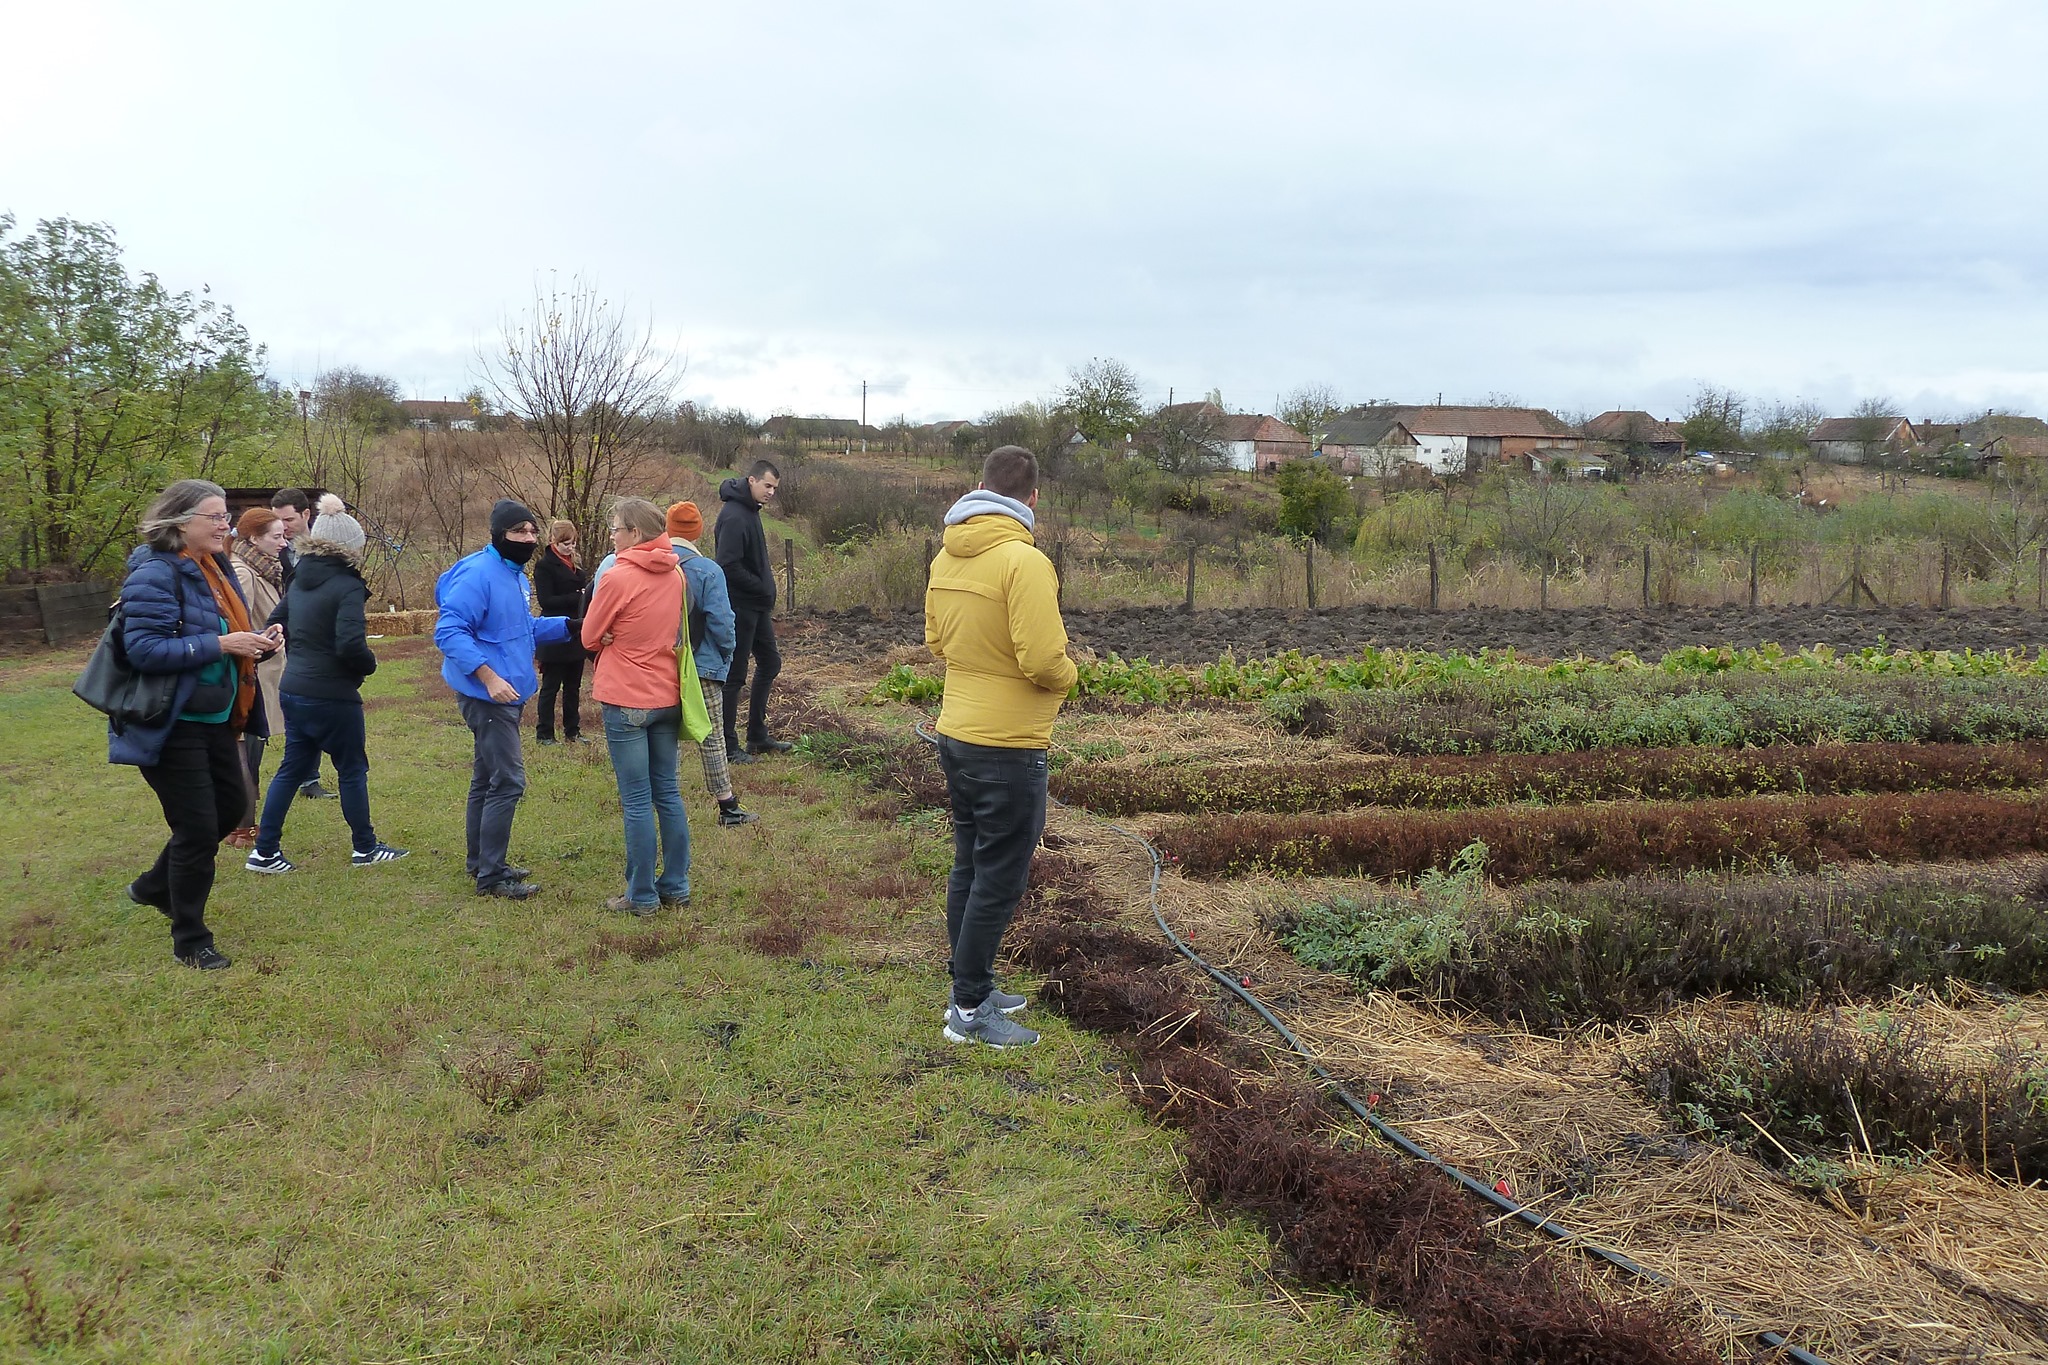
[1055, 741, 2048, 815]
[1155, 790, 2048, 882]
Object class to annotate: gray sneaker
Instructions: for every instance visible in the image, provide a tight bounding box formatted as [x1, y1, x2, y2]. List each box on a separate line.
[939, 988, 1027, 1021]
[943, 998, 1040, 1049]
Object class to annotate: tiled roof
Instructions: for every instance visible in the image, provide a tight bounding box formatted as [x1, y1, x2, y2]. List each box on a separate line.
[1810, 416, 1912, 442]
[1583, 410, 1682, 443]
[1352, 405, 1577, 439]
[1322, 415, 1416, 446]
[1210, 413, 1307, 443]
[400, 399, 476, 421]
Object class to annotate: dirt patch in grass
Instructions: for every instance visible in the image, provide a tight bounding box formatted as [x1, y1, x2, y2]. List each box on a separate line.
[447, 1040, 546, 1111]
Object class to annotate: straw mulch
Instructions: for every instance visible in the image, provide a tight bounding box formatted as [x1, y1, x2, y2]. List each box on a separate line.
[1047, 811, 2048, 1365]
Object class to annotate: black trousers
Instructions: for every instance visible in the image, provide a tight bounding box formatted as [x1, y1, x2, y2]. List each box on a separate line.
[722, 607, 781, 750]
[936, 735, 1048, 1011]
[133, 720, 243, 956]
[536, 657, 585, 740]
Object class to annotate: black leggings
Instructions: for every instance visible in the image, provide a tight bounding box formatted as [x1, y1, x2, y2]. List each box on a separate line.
[132, 720, 243, 956]
[537, 658, 584, 740]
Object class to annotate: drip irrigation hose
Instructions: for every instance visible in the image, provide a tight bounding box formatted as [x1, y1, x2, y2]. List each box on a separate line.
[910, 720, 1829, 1365]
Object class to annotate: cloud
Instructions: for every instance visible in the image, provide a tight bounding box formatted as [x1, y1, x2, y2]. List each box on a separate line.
[6, 0, 2048, 422]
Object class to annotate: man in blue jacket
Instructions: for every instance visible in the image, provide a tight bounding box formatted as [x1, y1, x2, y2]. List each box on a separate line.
[434, 500, 571, 898]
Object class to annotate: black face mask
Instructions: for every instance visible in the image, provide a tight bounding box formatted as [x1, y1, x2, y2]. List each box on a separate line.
[493, 534, 538, 566]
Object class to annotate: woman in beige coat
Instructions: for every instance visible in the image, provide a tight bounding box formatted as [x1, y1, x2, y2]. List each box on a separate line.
[228, 506, 291, 845]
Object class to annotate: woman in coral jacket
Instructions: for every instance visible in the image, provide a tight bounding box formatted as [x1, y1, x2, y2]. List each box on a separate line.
[581, 497, 691, 916]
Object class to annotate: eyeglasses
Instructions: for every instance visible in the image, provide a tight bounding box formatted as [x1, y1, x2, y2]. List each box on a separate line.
[609, 525, 629, 535]
[194, 512, 233, 525]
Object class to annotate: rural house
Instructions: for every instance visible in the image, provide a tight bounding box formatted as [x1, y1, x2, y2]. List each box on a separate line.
[1583, 410, 1684, 460]
[1341, 405, 1581, 476]
[1962, 414, 2048, 471]
[1210, 413, 1309, 472]
[400, 399, 479, 431]
[1807, 415, 1917, 463]
[1150, 402, 1309, 471]
[1319, 413, 1421, 477]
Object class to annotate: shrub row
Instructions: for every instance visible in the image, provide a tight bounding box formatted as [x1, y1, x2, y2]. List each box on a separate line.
[1053, 741, 2048, 816]
[1278, 866, 2048, 1032]
[1634, 1013, 2048, 1186]
[1156, 790, 2048, 882]
[1006, 861, 1718, 1365]
[867, 642, 2048, 708]
[1286, 671, 2048, 756]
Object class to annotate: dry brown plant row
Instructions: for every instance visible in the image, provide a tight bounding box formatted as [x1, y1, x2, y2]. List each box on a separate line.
[1055, 741, 2048, 816]
[1155, 789, 2048, 882]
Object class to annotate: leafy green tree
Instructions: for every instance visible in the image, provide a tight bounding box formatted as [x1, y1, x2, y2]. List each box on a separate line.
[1678, 384, 1747, 452]
[295, 367, 406, 505]
[0, 215, 283, 573]
[1059, 357, 1145, 447]
[1276, 460, 1352, 545]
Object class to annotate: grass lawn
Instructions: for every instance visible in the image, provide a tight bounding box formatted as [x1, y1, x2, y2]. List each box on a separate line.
[0, 639, 1394, 1363]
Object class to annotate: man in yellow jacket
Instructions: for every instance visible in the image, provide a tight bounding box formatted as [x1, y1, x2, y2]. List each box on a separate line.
[926, 445, 1078, 1049]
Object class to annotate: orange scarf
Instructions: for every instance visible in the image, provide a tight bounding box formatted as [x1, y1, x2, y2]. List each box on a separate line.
[188, 549, 258, 731]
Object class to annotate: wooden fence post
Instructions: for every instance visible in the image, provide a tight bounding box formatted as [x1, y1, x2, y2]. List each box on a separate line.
[1749, 544, 1760, 608]
[784, 538, 796, 613]
[1850, 545, 1862, 609]
[1183, 543, 1197, 613]
[2038, 546, 2046, 611]
[1539, 560, 1550, 611]
[1054, 542, 1066, 607]
[1305, 538, 1317, 610]
[1940, 544, 1951, 610]
[1428, 542, 1440, 611]
[1641, 546, 1651, 608]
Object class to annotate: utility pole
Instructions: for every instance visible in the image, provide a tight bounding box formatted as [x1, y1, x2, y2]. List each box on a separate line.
[860, 380, 867, 454]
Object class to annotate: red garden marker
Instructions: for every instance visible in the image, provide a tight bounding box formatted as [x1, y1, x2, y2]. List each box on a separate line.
[1493, 1178, 1514, 1199]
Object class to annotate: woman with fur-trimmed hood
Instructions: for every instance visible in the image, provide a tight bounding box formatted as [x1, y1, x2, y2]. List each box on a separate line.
[243, 505, 409, 874]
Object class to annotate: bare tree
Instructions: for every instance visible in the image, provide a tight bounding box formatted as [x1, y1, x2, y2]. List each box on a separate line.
[1967, 457, 2048, 599]
[1279, 384, 1345, 443]
[1147, 401, 1226, 492]
[1848, 396, 1906, 490]
[480, 274, 679, 543]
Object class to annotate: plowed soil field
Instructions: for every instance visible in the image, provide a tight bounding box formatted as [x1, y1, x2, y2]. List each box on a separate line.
[785, 603, 2048, 663]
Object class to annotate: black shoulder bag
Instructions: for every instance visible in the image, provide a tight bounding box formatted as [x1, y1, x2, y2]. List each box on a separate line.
[73, 598, 180, 729]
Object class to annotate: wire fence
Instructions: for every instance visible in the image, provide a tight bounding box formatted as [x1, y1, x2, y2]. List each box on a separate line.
[781, 532, 2048, 616]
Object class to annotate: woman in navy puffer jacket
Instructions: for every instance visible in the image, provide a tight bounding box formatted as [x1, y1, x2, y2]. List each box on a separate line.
[115, 479, 282, 971]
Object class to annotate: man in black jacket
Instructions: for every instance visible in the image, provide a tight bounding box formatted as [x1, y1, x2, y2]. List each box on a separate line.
[714, 459, 789, 762]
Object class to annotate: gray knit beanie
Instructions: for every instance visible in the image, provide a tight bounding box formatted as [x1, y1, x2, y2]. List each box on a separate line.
[301, 511, 367, 563]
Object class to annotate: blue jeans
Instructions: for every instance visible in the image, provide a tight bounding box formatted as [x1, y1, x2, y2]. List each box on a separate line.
[602, 703, 691, 907]
[257, 693, 376, 855]
[936, 735, 1048, 1011]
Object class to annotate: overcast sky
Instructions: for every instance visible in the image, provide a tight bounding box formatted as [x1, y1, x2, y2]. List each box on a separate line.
[7, 0, 2047, 425]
